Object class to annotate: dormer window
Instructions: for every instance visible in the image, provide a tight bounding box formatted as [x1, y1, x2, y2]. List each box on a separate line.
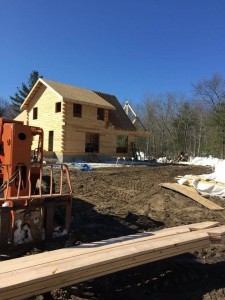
[73, 103, 82, 118]
[97, 108, 104, 121]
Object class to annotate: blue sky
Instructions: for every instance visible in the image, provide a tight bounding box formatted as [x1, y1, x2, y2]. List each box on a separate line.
[1, 0, 225, 105]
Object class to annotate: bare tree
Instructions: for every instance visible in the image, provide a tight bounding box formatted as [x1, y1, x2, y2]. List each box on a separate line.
[138, 92, 182, 158]
[0, 98, 13, 118]
[136, 94, 158, 158]
[193, 74, 225, 158]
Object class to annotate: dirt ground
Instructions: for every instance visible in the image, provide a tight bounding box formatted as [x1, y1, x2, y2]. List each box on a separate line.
[28, 164, 225, 299]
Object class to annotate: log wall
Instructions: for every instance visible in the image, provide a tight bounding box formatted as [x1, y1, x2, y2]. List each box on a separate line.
[17, 86, 144, 161]
[26, 85, 63, 153]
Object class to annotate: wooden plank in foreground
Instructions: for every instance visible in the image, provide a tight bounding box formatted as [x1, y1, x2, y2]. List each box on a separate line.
[0, 222, 222, 299]
[0, 221, 222, 299]
[185, 221, 220, 230]
[1, 240, 210, 300]
[0, 230, 211, 300]
[160, 183, 224, 211]
[0, 221, 219, 274]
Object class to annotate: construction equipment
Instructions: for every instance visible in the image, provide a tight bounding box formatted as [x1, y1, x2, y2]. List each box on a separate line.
[0, 118, 72, 252]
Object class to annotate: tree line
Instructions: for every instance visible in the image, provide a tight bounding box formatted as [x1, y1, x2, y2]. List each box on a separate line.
[136, 74, 225, 159]
[1, 71, 225, 159]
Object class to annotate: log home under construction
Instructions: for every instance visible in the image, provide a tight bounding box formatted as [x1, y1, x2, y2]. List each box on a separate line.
[15, 78, 149, 162]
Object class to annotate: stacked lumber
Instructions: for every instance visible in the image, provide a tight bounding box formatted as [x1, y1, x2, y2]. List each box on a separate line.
[0, 221, 224, 300]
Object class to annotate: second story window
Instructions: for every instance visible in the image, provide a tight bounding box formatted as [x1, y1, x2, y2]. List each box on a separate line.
[55, 102, 61, 113]
[33, 107, 38, 120]
[73, 103, 82, 118]
[97, 108, 104, 120]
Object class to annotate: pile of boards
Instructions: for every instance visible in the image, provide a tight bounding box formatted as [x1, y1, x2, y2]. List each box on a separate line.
[0, 221, 225, 299]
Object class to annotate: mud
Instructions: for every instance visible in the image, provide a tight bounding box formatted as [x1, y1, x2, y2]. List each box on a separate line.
[25, 164, 225, 299]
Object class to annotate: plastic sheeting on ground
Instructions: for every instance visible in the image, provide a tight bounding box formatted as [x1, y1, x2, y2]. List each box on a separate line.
[178, 158, 225, 198]
[192, 179, 225, 198]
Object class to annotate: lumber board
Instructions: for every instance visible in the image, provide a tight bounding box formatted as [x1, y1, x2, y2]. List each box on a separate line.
[160, 182, 224, 210]
[187, 221, 220, 230]
[0, 232, 209, 279]
[1, 240, 210, 300]
[0, 232, 210, 299]
[0, 222, 222, 299]
[0, 221, 219, 273]
[203, 225, 225, 236]
[0, 227, 191, 273]
[152, 221, 220, 231]
[193, 225, 225, 243]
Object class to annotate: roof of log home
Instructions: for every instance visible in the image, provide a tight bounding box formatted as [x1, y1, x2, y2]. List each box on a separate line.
[94, 91, 136, 131]
[21, 78, 137, 131]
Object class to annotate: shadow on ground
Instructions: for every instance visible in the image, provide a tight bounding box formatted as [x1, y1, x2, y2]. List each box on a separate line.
[70, 197, 164, 244]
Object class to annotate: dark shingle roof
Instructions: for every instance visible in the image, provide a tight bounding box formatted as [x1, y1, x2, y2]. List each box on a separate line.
[94, 91, 136, 131]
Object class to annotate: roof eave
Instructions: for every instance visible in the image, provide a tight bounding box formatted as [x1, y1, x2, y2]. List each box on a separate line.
[63, 98, 116, 110]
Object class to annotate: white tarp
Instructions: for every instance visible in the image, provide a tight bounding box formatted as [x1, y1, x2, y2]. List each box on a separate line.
[192, 179, 225, 198]
[190, 156, 224, 170]
[178, 158, 225, 199]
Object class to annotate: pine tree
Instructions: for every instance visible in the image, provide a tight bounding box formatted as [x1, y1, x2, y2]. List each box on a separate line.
[10, 70, 42, 115]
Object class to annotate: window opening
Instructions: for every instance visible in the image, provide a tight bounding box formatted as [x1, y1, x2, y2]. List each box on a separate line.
[116, 135, 128, 153]
[33, 107, 38, 120]
[97, 108, 104, 120]
[73, 103, 82, 117]
[55, 102, 61, 113]
[85, 133, 99, 153]
[48, 131, 54, 151]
